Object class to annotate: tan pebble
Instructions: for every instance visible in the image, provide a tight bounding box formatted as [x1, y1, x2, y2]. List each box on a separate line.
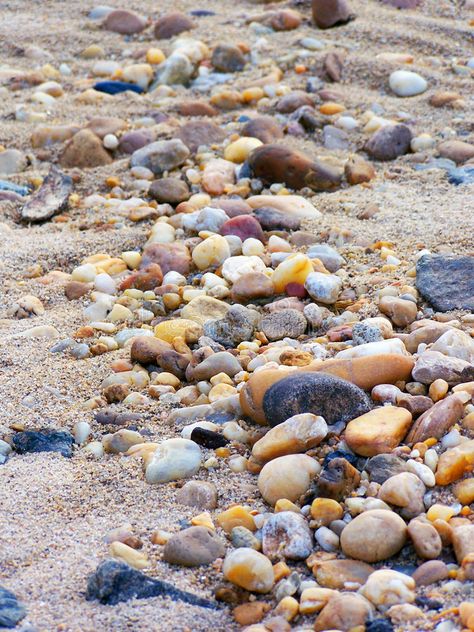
[314, 592, 373, 632]
[407, 518, 442, 559]
[314, 559, 374, 590]
[453, 524, 474, 565]
[258, 454, 321, 506]
[223, 548, 274, 593]
[299, 587, 336, 615]
[217, 506, 256, 534]
[429, 378, 449, 401]
[310, 498, 343, 527]
[454, 478, 474, 505]
[109, 541, 149, 569]
[412, 560, 449, 586]
[435, 439, 474, 485]
[340, 509, 407, 563]
[345, 406, 412, 457]
[360, 569, 415, 609]
[378, 472, 425, 519]
[233, 602, 270, 625]
[252, 414, 327, 463]
[275, 596, 299, 621]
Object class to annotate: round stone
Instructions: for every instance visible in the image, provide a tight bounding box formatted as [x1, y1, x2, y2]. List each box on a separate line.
[252, 413, 327, 462]
[340, 509, 407, 563]
[262, 511, 313, 560]
[261, 309, 307, 341]
[145, 438, 201, 484]
[223, 548, 274, 593]
[389, 70, 428, 97]
[258, 454, 321, 505]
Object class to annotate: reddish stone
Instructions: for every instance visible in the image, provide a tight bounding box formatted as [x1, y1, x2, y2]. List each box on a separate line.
[141, 242, 191, 276]
[118, 263, 163, 291]
[103, 9, 147, 35]
[211, 199, 252, 218]
[178, 102, 218, 117]
[154, 12, 195, 39]
[285, 282, 307, 298]
[220, 215, 266, 242]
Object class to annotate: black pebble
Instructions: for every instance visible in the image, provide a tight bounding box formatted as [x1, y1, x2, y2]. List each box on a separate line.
[12, 429, 74, 458]
[323, 449, 358, 467]
[190, 427, 229, 449]
[366, 619, 394, 632]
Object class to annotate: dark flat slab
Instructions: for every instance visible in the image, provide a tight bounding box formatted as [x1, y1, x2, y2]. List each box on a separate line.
[416, 254, 474, 312]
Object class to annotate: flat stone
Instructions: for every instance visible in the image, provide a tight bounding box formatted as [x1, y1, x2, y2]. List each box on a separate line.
[412, 560, 449, 586]
[241, 116, 284, 144]
[315, 593, 373, 632]
[21, 166, 72, 222]
[163, 527, 225, 566]
[86, 559, 216, 607]
[191, 351, 241, 380]
[12, 429, 74, 457]
[345, 406, 413, 457]
[261, 372, 372, 427]
[154, 12, 194, 39]
[177, 121, 225, 153]
[412, 351, 474, 385]
[141, 242, 191, 275]
[231, 272, 274, 303]
[253, 206, 301, 231]
[314, 559, 374, 589]
[149, 178, 190, 204]
[261, 309, 307, 341]
[416, 254, 474, 312]
[0, 586, 26, 628]
[405, 393, 465, 443]
[145, 438, 201, 484]
[252, 413, 327, 462]
[103, 9, 147, 34]
[365, 454, 408, 484]
[130, 139, 190, 175]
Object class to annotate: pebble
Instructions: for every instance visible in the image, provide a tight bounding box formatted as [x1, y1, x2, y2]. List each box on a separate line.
[176, 480, 218, 509]
[312, 0, 353, 29]
[340, 509, 407, 562]
[262, 511, 313, 560]
[379, 296, 418, 327]
[436, 439, 474, 486]
[406, 393, 465, 443]
[258, 454, 321, 505]
[145, 438, 202, 484]
[412, 560, 449, 586]
[94, 80, 144, 95]
[365, 123, 412, 161]
[191, 351, 241, 380]
[408, 518, 442, 559]
[438, 140, 474, 164]
[314, 593, 373, 632]
[378, 472, 425, 519]
[305, 272, 342, 304]
[360, 569, 415, 609]
[317, 456, 361, 501]
[163, 527, 225, 566]
[149, 178, 190, 204]
[212, 44, 246, 72]
[223, 548, 274, 593]
[154, 12, 195, 39]
[389, 70, 428, 97]
[231, 272, 274, 303]
[102, 9, 147, 34]
[261, 309, 307, 341]
[314, 559, 374, 590]
[21, 166, 72, 223]
[252, 413, 327, 462]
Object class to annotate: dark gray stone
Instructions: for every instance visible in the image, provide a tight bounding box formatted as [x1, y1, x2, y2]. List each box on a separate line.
[365, 453, 408, 484]
[86, 559, 217, 607]
[365, 124, 412, 161]
[203, 305, 256, 347]
[416, 254, 474, 312]
[12, 429, 74, 458]
[263, 372, 372, 427]
[211, 44, 246, 73]
[253, 206, 301, 232]
[0, 586, 26, 628]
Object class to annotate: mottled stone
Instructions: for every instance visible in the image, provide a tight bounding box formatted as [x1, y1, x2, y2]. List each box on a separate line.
[130, 139, 190, 175]
[149, 178, 190, 204]
[316, 457, 361, 501]
[141, 242, 191, 275]
[262, 511, 313, 560]
[405, 393, 465, 443]
[0, 586, 26, 628]
[211, 44, 246, 72]
[314, 559, 374, 589]
[252, 413, 327, 462]
[378, 472, 425, 519]
[261, 309, 307, 341]
[366, 454, 408, 484]
[416, 255, 474, 312]
[12, 429, 74, 458]
[176, 480, 217, 509]
[163, 527, 225, 566]
[314, 593, 373, 632]
[345, 407, 412, 457]
[59, 129, 112, 168]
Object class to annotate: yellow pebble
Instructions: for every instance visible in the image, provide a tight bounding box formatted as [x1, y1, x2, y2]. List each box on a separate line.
[191, 512, 215, 530]
[455, 479, 474, 506]
[210, 373, 234, 386]
[320, 102, 345, 115]
[273, 561, 291, 582]
[121, 251, 141, 269]
[426, 503, 456, 523]
[275, 596, 299, 622]
[146, 48, 166, 65]
[208, 383, 237, 402]
[216, 505, 256, 533]
[224, 137, 263, 163]
[241, 87, 265, 103]
[215, 447, 231, 458]
[272, 253, 313, 293]
[429, 379, 449, 402]
[310, 498, 343, 526]
[109, 541, 149, 570]
[275, 499, 301, 513]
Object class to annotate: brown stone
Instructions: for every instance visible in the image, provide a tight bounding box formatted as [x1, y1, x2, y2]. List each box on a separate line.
[178, 102, 218, 117]
[211, 44, 246, 73]
[340, 509, 407, 563]
[177, 120, 225, 153]
[118, 263, 163, 292]
[154, 12, 194, 39]
[130, 337, 171, 365]
[324, 50, 345, 82]
[231, 272, 274, 303]
[149, 178, 190, 204]
[276, 91, 313, 114]
[438, 140, 474, 164]
[141, 242, 191, 275]
[59, 129, 112, 168]
[405, 393, 465, 443]
[408, 518, 442, 560]
[379, 296, 418, 327]
[312, 0, 354, 29]
[163, 526, 225, 566]
[436, 440, 474, 486]
[248, 144, 342, 192]
[176, 480, 218, 509]
[365, 124, 412, 161]
[412, 560, 449, 586]
[64, 280, 90, 300]
[314, 559, 374, 589]
[314, 593, 373, 632]
[266, 9, 302, 31]
[103, 9, 147, 34]
[86, 117, 127, 139]
[317, 457, 361, 501]
[453, 525, 474, 565]
[233, 602, 270, 625]
[345, 406, 412, 457]
[345, 155, 376, 185]
[241, 116, 284, 144]
[429, 91, 462, 108]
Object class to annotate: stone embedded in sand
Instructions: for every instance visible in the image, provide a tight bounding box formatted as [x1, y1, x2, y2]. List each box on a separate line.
[360, 569, 415, 609]
[261, 372, 372, 427]
[408, 518, 442, 560]
[340, 509, 407, 563]
[389, 70, 427, 97]
[176, 480, 218, 509]
[378, 472, 425, 519]
[145, 438, 201, 484]
[141, 242, 191, 275]
[365, 123, 412, 161]
[103, 9, 147, 34]
[379, 296, 418, 327]
[0, 149, 27, 175]
[241, 116, 284, 144]
[435, 440, 474, 486]
[86, 560, 216, 607]
[86, 117, 127, 139]
[314, 593, 373, 632]
[217, 506, 256, 534]
[344, 155, 376, 185]
[12, 429, 74, 458]
[103, 430, 143, 454]
[149, 178, 190, 204]
[223, 548, 274, 593]
[109, 541, 149, 569]
[258, 454, 321, 505]
[119, 130, 155, 154]
[438, 140, 474, 164]
[181, 296, 230, 325]
[314, 559, 374, 589]
[261, 309, 307, 341]
[231, 272, 274, 303]
[118, 263, 163, 292]
[247, 194, 322, 221]
[416, 254, 474, 312]
[178, 101, 218, 117]
[211, 44, 246, 72]
[247, 144, 342, 191]
[130, 336, 170, 365]
[276, 91, 314, 114]
[262, 511, 313, 560]
[130, 139, 190, 175]
[59, 129, 112, 168]
[252, 413, 327, 462]
[0, 586, 26, 629]
[311, 0, 353, 29]
[405, 393, 465, 443]
[345, 406, 413, 457]
[316, 457, 361, 501]
[154, 12, 194, 39]
[177, 121, 225, 153]
[412, 560, 449, 586]
[163, 527, 225, 567]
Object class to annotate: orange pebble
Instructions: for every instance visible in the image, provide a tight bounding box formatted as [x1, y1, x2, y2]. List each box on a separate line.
[106, 176, 121, 188]
[319, 102, 345, 115]
[295, 64, 307, 74]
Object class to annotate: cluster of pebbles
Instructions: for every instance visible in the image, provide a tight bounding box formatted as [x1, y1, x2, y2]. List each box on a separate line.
[1, 0, 474, 630]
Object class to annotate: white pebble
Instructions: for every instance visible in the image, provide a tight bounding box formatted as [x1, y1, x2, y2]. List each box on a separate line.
[103, 134, 119, 150]
[389, 70, 428, 97]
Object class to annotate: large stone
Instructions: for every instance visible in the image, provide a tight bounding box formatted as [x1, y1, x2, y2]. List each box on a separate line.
[59, 129, 112, 168]
[314, 593, 373, 632]
[181, 296, 230, 325]
[223, 548, 274, 594]
[258, 454, 321, 505]
[86, 560, 216, 607]
[378, 472, 425, 519]
[231, 272, 274, 303]
[177, 121, 225, 153]
[416, 255, 474, 312]
[431, 329, 474, 363]
[412, 351, 474, 386]
[260, 372, 372, 427]
[252, 413, 327, 462]
[365, 454, 408, 484]
[436, 440, 474, 486]
[314, 559, 374, 589]
[365, 124, 412, 161]
[312, 0, 353, 29]
[21, 165, 72, 223]
[141, 242, 191, 275]
[247, 144, 342, 191]
[0, 586, 26, 628]
[163, 527, 225, 566]
[12, 429, 74, 458]
[130, 139, 190, 175]
[345, 407, 413, 457]
[340, 509, 407, 563]
[149, 178, 190, 204]
[145, 439, 201, 484]
[405, 393, 465, 443]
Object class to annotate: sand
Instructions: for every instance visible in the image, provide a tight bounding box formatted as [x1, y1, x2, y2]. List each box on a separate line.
[1, 0, 474, 630]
